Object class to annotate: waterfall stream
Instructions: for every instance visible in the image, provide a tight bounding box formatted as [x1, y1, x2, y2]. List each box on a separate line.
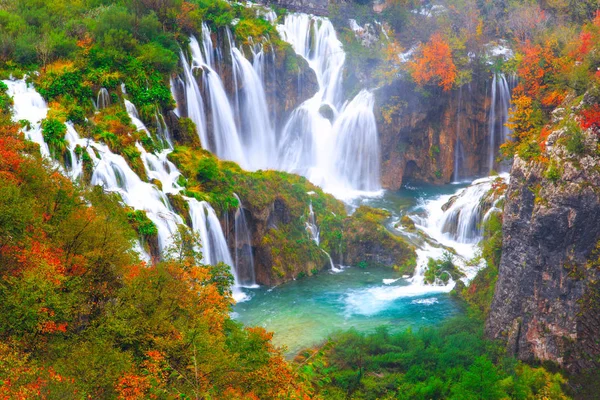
[4, 78, 248, 301]
[176, 13, 381, 200]
[487, 73, 513, 173]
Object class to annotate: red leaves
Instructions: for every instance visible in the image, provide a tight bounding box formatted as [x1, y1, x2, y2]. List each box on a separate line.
[580, 105, 600, 133]
[409, 33, 457, 91]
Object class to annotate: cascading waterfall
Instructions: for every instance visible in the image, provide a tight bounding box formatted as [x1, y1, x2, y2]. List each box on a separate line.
[487, 73, 512, 173]
[414, 175, 507, 261]
[233, 194, 256, 287]
[188, 35, 248, 168]
[230, 45, 277, 170]
[4, 78, 250, 299]
[175, 13, 381, 199]
[277, 14, 381, 198]
[187, 198, 247, 301]
[4, 79, 50, 157]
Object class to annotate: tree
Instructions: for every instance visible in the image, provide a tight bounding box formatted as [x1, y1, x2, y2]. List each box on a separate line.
[451, 356, 507, 400]
[409, 32, 457, 91]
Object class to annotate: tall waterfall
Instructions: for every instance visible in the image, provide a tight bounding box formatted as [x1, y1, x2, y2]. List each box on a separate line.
[233, 194, 256, 287]
[175, 13, 382, 200]
[277, 14, 381, 198]
[487, 73, 512, 173]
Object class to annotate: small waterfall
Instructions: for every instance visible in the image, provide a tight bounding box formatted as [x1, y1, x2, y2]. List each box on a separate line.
[414, 175, 507, 260]
[97, 88, 110, 110]
[487, 73, 512, 173]
[188, 198, 246, 301]
[305, 201, 320, 245]
[453, 87, 464, 182]
[233, 194, 256, 287]
[4, 79, 50, 157]
[305, 201, 338, 271]
[154, 108, 173, 148]
[124, 100, 150, 137]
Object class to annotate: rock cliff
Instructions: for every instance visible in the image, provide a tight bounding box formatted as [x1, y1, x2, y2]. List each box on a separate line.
[486, 127, 600, 374]
[375, 78, 492, 190]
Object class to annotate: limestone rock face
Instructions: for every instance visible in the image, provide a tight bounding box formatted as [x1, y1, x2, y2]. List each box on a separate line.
[375, 79, 491, 190]
[486, 132, 600, 373]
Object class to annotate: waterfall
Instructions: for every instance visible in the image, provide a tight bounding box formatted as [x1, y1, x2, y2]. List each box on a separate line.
[231, 46, 277, 170]
[96, 88, 110, 110]
[305, 201, 338, 272]
[188, 35, 248, 168]
[233, 194, 256, 287]
[487, 73, 512, 173]
[4, 79, 50, 157]
[179, 49, 208, 147]
[414, 175, 507, 260]
[4, 79, 242, 282]
[277, 14, 381, 199]
[188, 198, 247, 301]
[124, 100, 150, 137]
[453, 87, 464, 182]
[172, 13, 381, 200]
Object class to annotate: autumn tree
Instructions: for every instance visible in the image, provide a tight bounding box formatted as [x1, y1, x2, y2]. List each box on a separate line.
[409, 32, 457, 91]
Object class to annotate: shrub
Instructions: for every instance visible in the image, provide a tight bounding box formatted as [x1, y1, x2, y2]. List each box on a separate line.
[41, 117, 67, 156]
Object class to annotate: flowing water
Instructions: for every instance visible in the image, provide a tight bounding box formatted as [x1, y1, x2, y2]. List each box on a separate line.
[176, 13, 382, 199]
[235, 179, 504, 355]
[4, 10, 510, 358]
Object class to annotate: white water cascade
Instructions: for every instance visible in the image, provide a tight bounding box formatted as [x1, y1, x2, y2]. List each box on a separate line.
[188, 34, 248, 168]
[174, 13, 382, 200]
[188, 198, 247, 301]
[414, 175, 507, 261]
[277, 14, 381, 199]
[96, 87, 110, 110]
[487, 73, 512, 173]
[4, 78, 252, 300]
[233, 194, 257, 287]
[305, 201, 338, 272]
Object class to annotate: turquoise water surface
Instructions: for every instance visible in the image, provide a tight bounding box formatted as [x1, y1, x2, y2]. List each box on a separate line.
[234, 184, 473, 356]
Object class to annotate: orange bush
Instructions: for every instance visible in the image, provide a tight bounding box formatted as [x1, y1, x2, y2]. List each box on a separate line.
[409, 33, 457, 91]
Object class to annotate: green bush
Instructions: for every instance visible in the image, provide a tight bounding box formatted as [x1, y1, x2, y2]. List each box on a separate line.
[41, 117, 67, 156]
[126, 209, 158, 238]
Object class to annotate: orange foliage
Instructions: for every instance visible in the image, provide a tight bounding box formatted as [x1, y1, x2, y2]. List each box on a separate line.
[580, 104, 600, 133]
[409, 33, 457, 91]
[116, 373, 151, 400]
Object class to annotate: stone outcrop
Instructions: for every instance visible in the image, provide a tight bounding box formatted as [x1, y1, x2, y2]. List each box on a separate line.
[486, 128, 600, 373]
[375, 78, 491, 190]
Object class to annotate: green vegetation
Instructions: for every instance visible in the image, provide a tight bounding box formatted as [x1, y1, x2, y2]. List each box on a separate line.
[299, 316, 568, 399]
[424, 252, 464, 285]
